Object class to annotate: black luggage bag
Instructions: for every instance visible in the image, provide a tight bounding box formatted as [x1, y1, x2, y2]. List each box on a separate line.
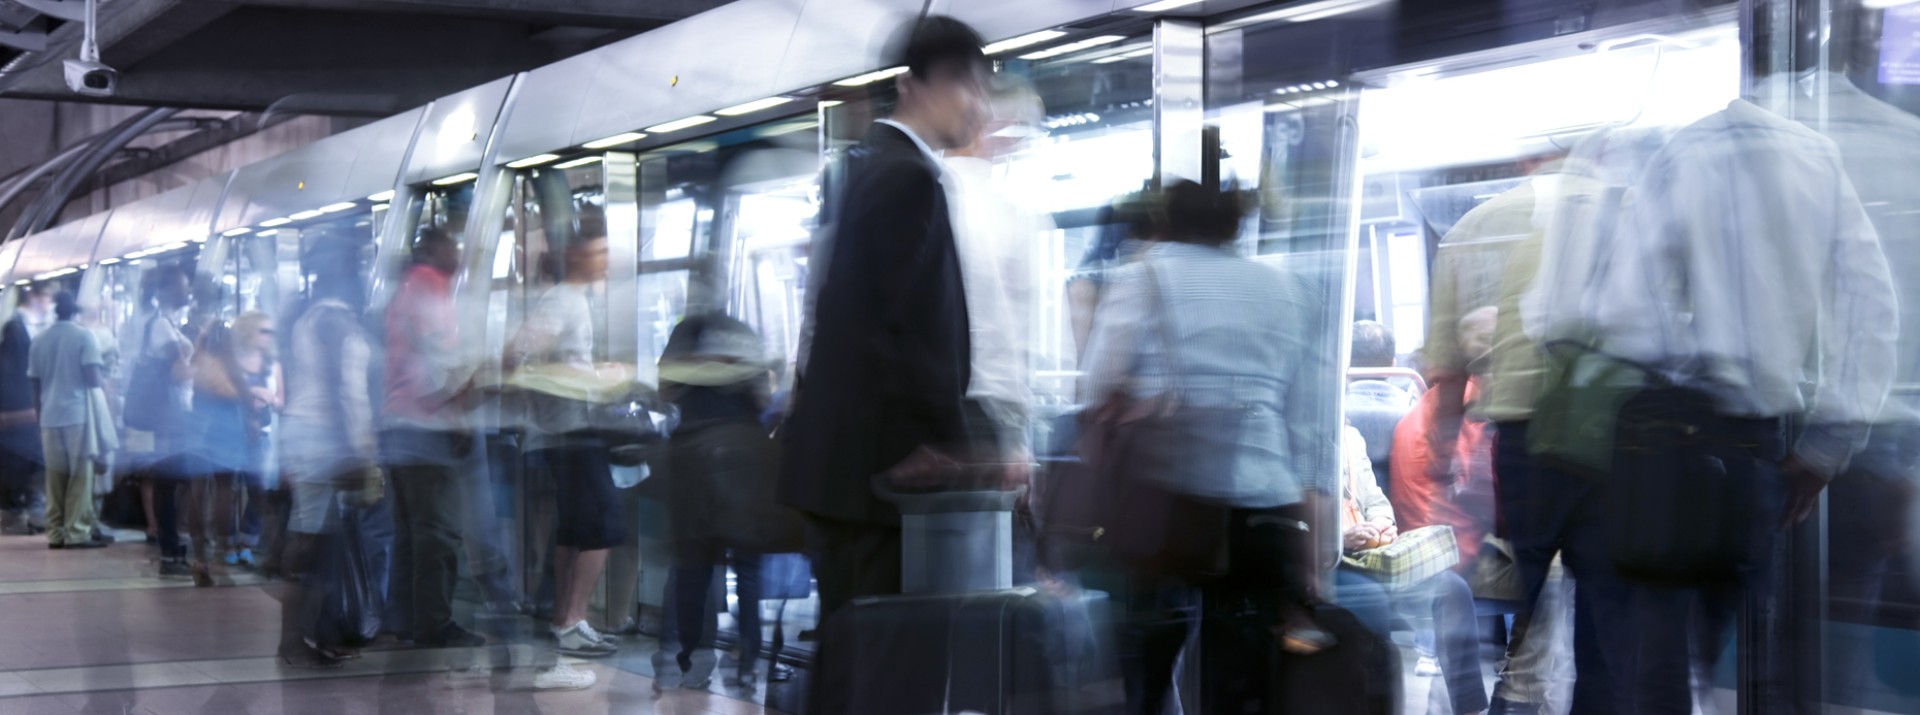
[813, 587, 1107, 715]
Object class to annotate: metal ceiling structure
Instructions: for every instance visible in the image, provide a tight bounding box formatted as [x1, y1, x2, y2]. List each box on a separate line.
[0, 0, 738, 114]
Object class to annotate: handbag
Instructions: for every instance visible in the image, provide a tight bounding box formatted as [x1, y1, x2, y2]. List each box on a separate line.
[1340, 524, 1458, 589]
[1467, 535, 1525, 602]
[1038, 259, 1235, 579]
[123, 314, 180, 433]
[1527, 341, 1649, 479]
[758, 552, 813, 601]
[1605, 382, 1772, 586]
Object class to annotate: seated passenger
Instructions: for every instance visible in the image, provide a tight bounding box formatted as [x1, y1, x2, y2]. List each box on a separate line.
[1346, 320, 1416, 491]
[1340, 424, 1487, 715]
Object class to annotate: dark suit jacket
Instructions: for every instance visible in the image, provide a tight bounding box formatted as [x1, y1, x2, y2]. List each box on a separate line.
[778, 122, 972, 526]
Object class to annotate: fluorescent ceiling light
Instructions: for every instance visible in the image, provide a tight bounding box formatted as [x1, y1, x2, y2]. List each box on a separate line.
[367, 190, 396, 202]
[256, 230, 279, 238]
[221, 227, 251, 237]
[507, 154, 562, 169]
[983, 30, 1067, 55]
[832, 66, 907, 87]
[160, 241, 189, 251]
[1222, 0, 1388, 28]
[715, 97, 794, 117]
[432, 172, 479, 186]
[370, 204, 390, 212]
[191, 236, 209, 243]
[818, 100, 844, 108]
[319, 202, 357, 213]
[260, 217, 291, 227]
[759, 122, 818, 137]
[1863, 0, 1919, 7]
[555, 156, 602, 169]
[644, 115, 717, 133]
[290, 209, 324, 221]
[1019, 35, 1127, 61]
[1093, 47, 1156, 64]
[98, 258, 121, 266]
[11, 280, 25, 286]
[1132, 0, 1205, 11]
[582, 132, 647, 149]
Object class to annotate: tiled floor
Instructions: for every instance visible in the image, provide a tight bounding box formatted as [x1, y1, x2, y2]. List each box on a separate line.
[0, 530, 793, 715]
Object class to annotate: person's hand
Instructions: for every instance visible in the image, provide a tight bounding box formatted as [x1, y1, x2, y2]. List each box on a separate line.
[1372, 520, 1398, 544]
[1343, 524, 1379, 553]
[883, 445, 962, 491]
[1781, 454, 1829, 529]
[248, 386, 278, 410]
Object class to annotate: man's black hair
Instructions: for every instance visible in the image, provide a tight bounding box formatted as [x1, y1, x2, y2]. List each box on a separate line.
[890, 15, 987, 81]
[1350, 320, 1396, 369]
[1160, 180, 1248, 247]
[52, 291, 79, 320]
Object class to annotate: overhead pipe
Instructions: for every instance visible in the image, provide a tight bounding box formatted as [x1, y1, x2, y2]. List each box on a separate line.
[0, 115, 208, 229]
[9, 106, 179, 240]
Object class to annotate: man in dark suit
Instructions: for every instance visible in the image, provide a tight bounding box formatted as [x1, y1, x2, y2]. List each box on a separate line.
[778, 15, 991, 627]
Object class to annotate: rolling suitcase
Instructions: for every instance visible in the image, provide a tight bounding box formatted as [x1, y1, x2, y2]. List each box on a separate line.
[814, 588, 1062, 715]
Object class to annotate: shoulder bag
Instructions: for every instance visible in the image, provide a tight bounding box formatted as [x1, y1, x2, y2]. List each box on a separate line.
[1038, 258, 1237, 579]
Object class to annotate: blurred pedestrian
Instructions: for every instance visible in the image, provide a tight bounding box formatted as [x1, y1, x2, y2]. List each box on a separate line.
[507, 218, 620, 691]
[779, 13, 991, 629]
[27, 291, 113, 549]
[657, 314, 799, 691]
[124, 265, 196, 570]
[382, 228, 485, 649]
[0, 284, 50, 535]
[1078, 180, 1335, 714]
[1528, 100, 1898, 715]
[277, 240, 383, 670]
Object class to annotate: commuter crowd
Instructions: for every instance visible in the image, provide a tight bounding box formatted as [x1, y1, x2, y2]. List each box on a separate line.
[0, 12, 1908, 715]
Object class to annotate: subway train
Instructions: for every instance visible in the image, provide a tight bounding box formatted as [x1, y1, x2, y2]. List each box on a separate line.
[6, 0, 1920, 711]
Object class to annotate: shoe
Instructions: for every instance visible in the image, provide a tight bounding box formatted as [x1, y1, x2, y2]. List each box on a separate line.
[534, 663, 596, 690]
[477, 601, 525, 620]
[145, 533, 159, 544]
[607, 616, 640, 635]
[46, 542, 63, 550]
[1416, 655, 1442, 677]
[768, 663, 795, 682]
[236, 548, 255, 567]
[579, 621, 619, 647]
[279, 643, 344, 670]
[553, 622, 618, 658]
[683, 672, 712, 690]
[725, 670, 758, 690]
[190, 561, 214, 587]
[224, 550, 239, 566]
[158, 559, 191, 578]
[320, 646, 362, 661]
[65, 539, 110, 550]
[89, 530, 115, 544]
[416, 624, 486, 648]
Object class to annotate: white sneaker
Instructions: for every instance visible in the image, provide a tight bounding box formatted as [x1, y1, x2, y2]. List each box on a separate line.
[1415, 655, 1442, 677]
[534, 663, 596, 690]
[578, 621, 620, 647]
[553, 622, 619, 658]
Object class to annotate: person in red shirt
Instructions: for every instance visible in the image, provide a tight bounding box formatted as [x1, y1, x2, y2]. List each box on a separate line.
[1389, 306, 1498, 568]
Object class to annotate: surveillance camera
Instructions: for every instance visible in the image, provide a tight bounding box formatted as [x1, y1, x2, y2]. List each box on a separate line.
[63, 59, 117, 98]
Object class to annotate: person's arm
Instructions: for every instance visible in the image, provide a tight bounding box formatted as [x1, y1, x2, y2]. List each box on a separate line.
[1784, 166, 1900, 524]
[1422, 249, 1470, 486]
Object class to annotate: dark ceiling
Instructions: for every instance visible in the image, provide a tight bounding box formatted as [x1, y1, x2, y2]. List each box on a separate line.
[0, 0, 736, 114]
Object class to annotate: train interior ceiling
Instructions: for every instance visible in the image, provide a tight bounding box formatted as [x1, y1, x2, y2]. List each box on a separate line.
[6, 0, 1920, 711]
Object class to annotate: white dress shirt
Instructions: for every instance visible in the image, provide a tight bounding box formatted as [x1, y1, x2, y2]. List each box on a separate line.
[1530, 100, 1899, 478]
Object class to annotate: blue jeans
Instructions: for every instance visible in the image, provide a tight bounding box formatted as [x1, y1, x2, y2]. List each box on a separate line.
[673, 550, 764, 673]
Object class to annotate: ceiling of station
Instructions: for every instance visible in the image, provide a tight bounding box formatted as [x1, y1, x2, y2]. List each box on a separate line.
[0, 0, 738, 114]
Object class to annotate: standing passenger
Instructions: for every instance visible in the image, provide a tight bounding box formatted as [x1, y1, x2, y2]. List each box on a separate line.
[277, 242, 383, 669]
[0, 285, 51, 535]
[382, 229, 485, 649]
[779, 13, 991, 628]
[27, 292, 112, 550]
[508, 220, 620, 691]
